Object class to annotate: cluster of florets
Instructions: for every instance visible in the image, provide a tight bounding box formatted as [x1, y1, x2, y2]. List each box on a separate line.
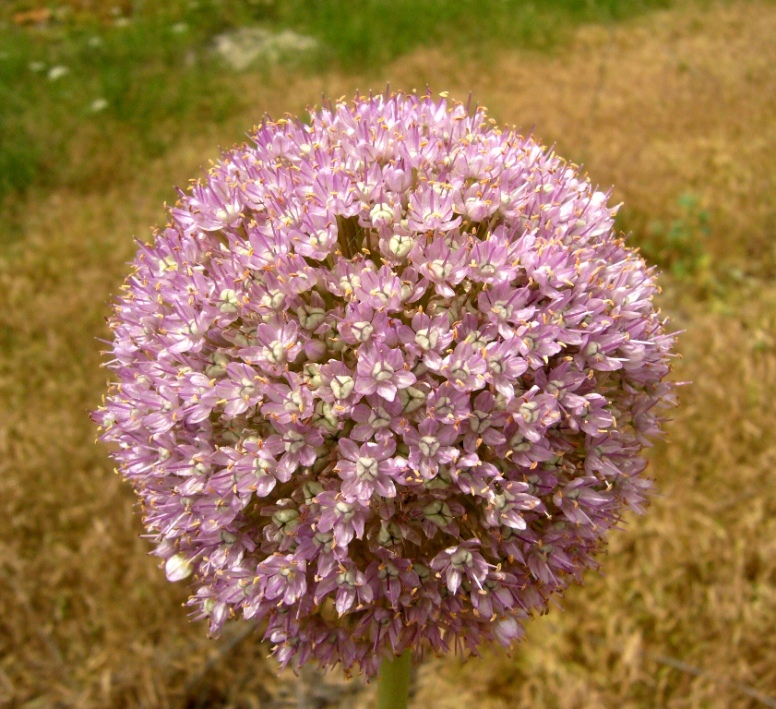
[94, 91, 675, 676]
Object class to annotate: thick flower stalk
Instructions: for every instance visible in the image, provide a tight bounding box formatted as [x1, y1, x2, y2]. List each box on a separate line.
[94, 91, 675, 676]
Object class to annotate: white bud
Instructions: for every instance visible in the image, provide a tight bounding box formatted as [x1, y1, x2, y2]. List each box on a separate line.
[262, 341, 286, 364]
[414, 328, 438, 351]
[313, 400, 338, 432]
[351, 321, 374, 343]
[398, 386, 426, 413]
[218, 289, 240, 313]
[297, 304, 326, 330]
[388, 234, 413, 259]
[260, 289, 285, 310]
[331, 375, 355, 400]
[205, 351, 230, 378]
[165, 554, 193, 582]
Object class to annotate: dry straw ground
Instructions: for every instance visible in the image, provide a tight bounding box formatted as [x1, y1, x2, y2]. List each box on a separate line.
[1, 1, 775, 707]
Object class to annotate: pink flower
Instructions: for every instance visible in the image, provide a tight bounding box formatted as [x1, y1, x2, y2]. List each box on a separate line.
[94, 91, 676, 677]
[335, 438, 403, 503]
[355, 343, 416, 402]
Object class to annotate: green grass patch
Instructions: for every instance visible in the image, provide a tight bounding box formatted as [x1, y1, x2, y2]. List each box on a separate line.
[641, 192, 712, 279]
[0, 0, 675, 213]
[0, 2, 251, 205]
[276, 0, 674, 70]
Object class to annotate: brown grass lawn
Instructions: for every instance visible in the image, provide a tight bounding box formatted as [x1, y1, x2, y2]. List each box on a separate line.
[1, 1, 776, 707]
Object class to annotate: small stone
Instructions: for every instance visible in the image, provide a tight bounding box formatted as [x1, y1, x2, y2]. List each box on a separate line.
[213, 28, 319, 71]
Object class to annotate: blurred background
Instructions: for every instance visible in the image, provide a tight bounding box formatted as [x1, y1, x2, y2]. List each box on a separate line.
[1, 1, 775, 707]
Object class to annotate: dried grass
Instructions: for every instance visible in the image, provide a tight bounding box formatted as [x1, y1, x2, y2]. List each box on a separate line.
[1, 1, 775, 707]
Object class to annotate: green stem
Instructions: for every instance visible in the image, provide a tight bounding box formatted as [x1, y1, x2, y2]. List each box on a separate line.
[376, 651, 412, 709]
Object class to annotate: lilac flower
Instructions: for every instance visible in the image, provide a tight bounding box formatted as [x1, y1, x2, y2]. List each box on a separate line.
[424, 342, 488, 392]
[374, 555, 420, 608]
[463, 391, 507, 451]
[258, 555, 308, 606]
[315, 563, 376, 615]
[430, 541, 490, 595]
[337, 304, 389, 346]
[467, 230, 518, 284]
[482, 480, 542, 530]
[220, 440, 278, 497]
[240, 319, 303, 376]
[215, 362, 266, 418]
[406, 182, 461, 232]
[453, 182, 500, 223]
[477, 282, 535, 339]
[426, 383, 470, 426]
[482, 341, 529, 400]
[350, 397, 404, 442]
[94, 91, 676, 677]
[355, 343, 416, 402]
[335, 438, 402, 503]
[355, 265, 405, 312]
[316, 361, 359, 409]
[315, 492, 368, 548]
[413, 235, 469, 297]
[164, 306, 214, 355]
[396, 311, 454, 357]
[178, 372, 219, 424]
[264, 424, 323, 481]
[404, 418, 460, 480]
[180, 180, 244, 232]
[260, 373, 314, 425]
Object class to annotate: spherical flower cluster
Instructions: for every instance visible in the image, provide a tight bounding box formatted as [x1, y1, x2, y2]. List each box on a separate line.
[94, 91, 675, 675]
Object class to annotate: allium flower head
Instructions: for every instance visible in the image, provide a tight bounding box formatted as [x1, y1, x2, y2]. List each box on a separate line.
[94, 91, 676, 676]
